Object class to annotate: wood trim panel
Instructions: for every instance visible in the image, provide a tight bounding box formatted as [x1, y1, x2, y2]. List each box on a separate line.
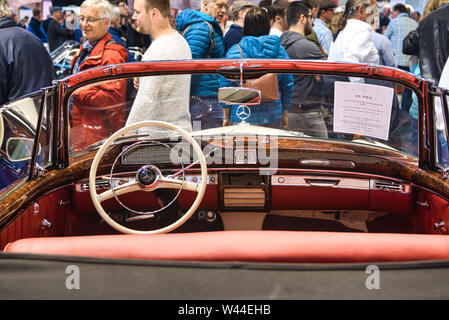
[1, 137, 448, 231]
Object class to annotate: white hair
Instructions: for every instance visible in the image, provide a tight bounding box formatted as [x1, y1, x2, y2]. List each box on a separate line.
[0, 0, 10, 18]
[200, 0, 218, 11]
[111, 5, 121, 19]
[81, 0, 113, 22]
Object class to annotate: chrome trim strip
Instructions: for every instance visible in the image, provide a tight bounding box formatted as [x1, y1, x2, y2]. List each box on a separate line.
[74, 173, 218, 192]
[272, 175, 370, 189]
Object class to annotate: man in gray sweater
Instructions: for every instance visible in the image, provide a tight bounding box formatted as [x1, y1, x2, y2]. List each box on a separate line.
[126, 0, 192, 136]
[280, 1, 327, 138]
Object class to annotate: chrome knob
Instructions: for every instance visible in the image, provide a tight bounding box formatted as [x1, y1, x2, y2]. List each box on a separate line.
[41, 219, 53, 231]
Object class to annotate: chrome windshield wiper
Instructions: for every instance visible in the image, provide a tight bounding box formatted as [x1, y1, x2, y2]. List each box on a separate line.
[86, 134, 155, 151]
[85, 132, 187, 151]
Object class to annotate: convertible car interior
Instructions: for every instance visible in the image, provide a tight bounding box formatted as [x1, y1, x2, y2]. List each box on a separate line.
[1, 60, 449, 298]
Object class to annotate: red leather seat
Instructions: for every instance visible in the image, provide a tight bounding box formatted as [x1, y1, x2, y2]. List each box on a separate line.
[5, 231, 449, 263]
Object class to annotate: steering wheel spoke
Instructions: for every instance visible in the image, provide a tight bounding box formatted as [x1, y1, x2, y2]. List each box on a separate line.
[157, 176, 200, 192]
[97, 180, 140, 202]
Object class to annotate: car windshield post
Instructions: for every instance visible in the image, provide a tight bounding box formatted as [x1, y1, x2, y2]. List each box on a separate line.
[28, 90, 46, 180]
[438, 88, 449, 171]
[59, 81, 70, 169]
[441, 89, 449, 146]
[421, 82, 436, 168]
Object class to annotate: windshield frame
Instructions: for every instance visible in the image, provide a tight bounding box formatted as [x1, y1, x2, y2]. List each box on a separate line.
[0, 88, 51, 199]
[430, 86, 449, 171]
[57, 59, 430, 168]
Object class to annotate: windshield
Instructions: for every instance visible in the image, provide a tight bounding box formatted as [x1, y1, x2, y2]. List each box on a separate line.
[68, 69, 421, 160]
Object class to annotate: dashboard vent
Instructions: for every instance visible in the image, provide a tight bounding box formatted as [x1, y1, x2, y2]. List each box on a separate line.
[223, 188, 266, 207]
[371, 179, 407, 192]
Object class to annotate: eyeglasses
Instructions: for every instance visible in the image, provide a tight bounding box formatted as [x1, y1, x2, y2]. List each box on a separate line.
[79, 16, 107, 24]
[304, 14, 315, 22]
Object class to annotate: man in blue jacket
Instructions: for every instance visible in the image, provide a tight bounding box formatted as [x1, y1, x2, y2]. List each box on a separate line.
[0, 0, 55, 105]
[223, 0, 256, 53]
[176, 1, 225, 130]
[28, 8, 48, 43]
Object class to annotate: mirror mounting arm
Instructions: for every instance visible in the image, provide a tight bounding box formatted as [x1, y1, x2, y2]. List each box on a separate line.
[36, 163, 47, 177]
[439, 167, 449, 179]
[239, 61, 244, 87]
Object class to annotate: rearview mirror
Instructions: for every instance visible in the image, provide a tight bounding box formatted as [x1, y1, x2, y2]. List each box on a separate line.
[218, 87, 261, 105]
[6, 137, 39, 162]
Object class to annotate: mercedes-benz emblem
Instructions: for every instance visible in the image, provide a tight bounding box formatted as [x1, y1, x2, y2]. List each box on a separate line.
[236, 105, 251, 121]
[136, 165, 159, 187]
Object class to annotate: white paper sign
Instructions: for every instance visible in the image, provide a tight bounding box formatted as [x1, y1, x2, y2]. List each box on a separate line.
[333, 81, 394, 141]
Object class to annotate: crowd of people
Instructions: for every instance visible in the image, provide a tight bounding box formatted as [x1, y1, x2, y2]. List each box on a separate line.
[1, 0, 449, 148]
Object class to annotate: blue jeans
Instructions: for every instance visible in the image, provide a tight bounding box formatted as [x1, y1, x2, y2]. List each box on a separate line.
[190, 96, 223, 130]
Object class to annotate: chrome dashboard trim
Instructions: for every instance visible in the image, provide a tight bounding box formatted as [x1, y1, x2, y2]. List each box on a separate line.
[271, 175, 370, 189]
[74, 173, 218, 192]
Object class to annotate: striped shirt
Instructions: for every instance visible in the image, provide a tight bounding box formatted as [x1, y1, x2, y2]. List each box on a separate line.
[384, 13, 417, 67]
[313, 18, 333, 55]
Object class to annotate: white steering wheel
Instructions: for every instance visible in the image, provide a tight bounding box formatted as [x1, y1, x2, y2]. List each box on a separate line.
[89, 121, 207, 234]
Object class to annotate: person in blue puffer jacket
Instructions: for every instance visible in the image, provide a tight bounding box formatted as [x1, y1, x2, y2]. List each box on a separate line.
[221, 7, 293, 128]
[176, 6, 225, 130]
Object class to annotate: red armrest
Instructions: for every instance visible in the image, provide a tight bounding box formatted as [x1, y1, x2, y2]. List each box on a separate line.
[5, 231, 449, 263]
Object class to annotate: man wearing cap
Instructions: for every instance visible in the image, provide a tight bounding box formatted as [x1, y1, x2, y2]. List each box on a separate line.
[223, 0, 256, 53]
[46, 6, 73, 52]
[313, 0, 336, 55]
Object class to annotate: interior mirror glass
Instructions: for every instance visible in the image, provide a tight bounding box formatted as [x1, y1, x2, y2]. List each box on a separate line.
[218, 87, 261, 105]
